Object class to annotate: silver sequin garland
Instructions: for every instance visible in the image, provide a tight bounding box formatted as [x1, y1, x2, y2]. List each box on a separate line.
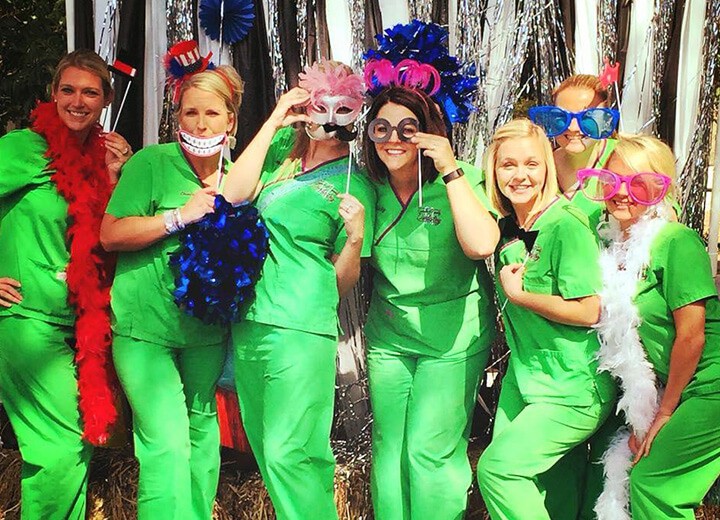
[158, 0, 195, 144]
[677, 0, 720, 234]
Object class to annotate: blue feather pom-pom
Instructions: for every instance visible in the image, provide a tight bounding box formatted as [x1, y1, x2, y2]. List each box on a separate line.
[200, 0, 255, 45]
[365, 20, 478, 124]
[169, 195, 269, 325]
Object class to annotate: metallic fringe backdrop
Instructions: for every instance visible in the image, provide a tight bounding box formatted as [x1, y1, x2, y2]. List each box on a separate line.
[268, 0, 288, 99]
[597, 0, 618, 67]
[158, 0, 195, 144]
[348, 0, 366, 74]
[649, 0, 676, 135]
[408, 0, 434, 23]
[453, 0, 486, 163]
[677, 0, 720, 234]
[297, 0, 308, 68]
[527, 0, 572, 107]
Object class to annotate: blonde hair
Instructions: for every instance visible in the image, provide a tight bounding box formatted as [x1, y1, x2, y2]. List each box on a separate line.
[177, 65, 245, 135]
[485, 118, 559, 219]
[609, 133, 678, 199]
[552, 74, 610, 106]
[52, 49, 113, 100]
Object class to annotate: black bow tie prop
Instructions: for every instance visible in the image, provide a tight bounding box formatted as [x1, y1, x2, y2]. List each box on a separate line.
[499, 216, 539, 252]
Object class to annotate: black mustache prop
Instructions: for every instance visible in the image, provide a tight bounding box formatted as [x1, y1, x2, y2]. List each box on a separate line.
[322, 123, 358, 142]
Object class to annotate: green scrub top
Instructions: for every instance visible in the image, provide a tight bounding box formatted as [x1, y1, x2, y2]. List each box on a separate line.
[633, 222, 720, 399]
[0, 129, 74, 325]
[364, 162, 497, 358]
[560, 138, 617, 231]
[106, 143, 227, 348]
[496, 197, 616, 405]
[239, 127, 376, 337]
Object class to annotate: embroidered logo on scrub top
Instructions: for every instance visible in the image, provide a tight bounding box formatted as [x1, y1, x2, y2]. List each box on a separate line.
[527, 244, 542, 262]
[313, 180, 339, 202]
[417, 206, 441, 225]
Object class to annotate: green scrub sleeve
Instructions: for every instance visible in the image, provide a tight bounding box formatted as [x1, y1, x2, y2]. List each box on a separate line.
[0, 130, 48, 199]
[551, 207, 602, 300]
[661, 225, 718, 311]
[106, 151, 154, 218]
[333, 174, 377, 258]
[261, 127, 296, 174]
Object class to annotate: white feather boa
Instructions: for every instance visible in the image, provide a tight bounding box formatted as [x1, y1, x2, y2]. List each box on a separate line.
[593, 207, 670, 520]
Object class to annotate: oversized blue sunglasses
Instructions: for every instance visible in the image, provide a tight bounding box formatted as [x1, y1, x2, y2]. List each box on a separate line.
[528, 106, 619, 140]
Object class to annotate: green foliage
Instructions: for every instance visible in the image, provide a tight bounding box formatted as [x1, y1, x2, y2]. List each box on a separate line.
[0, 0, 66, 134]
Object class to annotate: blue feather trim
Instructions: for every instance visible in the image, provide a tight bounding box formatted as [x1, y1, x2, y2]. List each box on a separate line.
[170, 195, 269, 325]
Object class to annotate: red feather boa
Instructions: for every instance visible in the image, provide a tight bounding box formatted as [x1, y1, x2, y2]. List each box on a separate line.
[30, 101, 118, 445]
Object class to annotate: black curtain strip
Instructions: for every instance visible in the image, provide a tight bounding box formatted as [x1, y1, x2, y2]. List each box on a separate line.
[558, 0, 574, 60]
[431, 0, 448, 26]
[278, 0, 301, 87]
[73, 0, 95, 50]
[365, 0, 383, 49]
[658, 0, 686, 147]
[232, 0, 276, 155]
[113, 0, 145, 151]
[615, 0, 632, 92]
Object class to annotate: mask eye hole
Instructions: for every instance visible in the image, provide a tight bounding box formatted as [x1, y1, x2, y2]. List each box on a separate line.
[312, 104, 328, 113]
[336, 106, 352, 115]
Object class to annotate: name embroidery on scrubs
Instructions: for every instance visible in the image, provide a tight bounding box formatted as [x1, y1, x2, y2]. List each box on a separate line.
[313, 181, 339, 202]
[417, 206, 441, 225]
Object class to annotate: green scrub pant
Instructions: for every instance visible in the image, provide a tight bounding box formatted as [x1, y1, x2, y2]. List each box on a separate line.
[113, 335, 225, 520]
[0, 315, 91, 520]
[232, 321, 338, 520]
[367, 346, 488, 520]
[477, 375, 611, 520]
[629, 395, 720, 519]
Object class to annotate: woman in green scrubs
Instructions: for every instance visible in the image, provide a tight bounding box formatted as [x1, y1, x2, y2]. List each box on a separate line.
[476, 118, 615, 520]
[529, 74, 618, 231]
[221, 61, 374, 520]
[0, 49, 131, 519]
[100, 48, 244, 519]
[361, 86, 500, 520]
[580, 134, 720, 520]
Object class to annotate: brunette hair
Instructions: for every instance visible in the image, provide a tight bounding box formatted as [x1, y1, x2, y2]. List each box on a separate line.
[552, 74, 610, 106]
[362, 86, 448, 183]
[52, 49, 113, 100]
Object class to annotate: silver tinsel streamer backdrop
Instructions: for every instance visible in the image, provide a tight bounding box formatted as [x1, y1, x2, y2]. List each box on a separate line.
[348, 0, 366, 74]
[268, 0, 288, 99]
[492, 0, 532, 130]
[649, 0, 676, 134]
[158, 0, 195, 144]
[528, 0, 572, 107]
[597, 0, 618, 69]
[453, 0, 486, 163]
[296, 0, 308, 68]
[677, 0, 720, 234]
[408, 0, 433, 23]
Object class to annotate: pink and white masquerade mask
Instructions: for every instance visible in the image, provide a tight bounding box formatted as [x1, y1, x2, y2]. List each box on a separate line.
[298, 61, 364, 128]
